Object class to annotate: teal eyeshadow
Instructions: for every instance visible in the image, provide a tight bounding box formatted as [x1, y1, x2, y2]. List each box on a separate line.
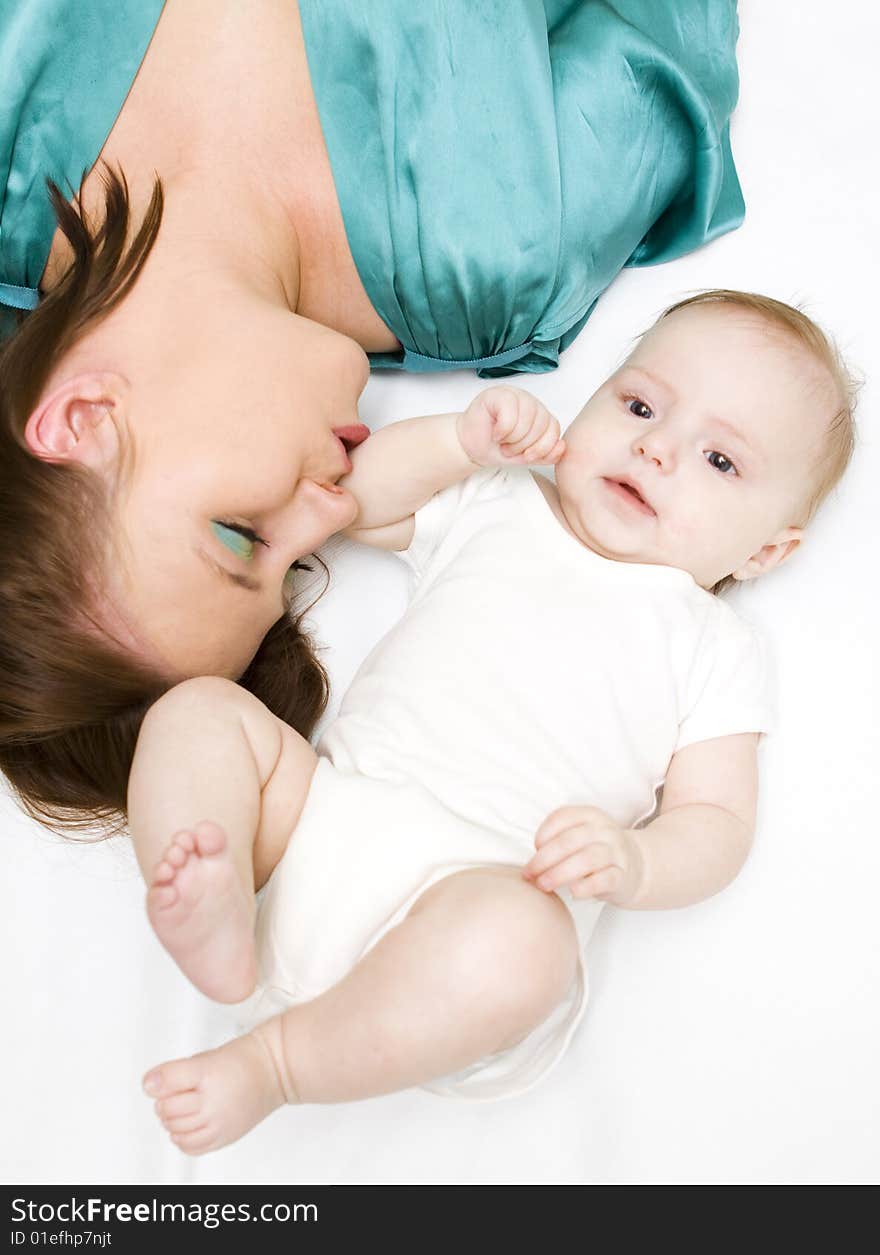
[211, 521, 253, 560]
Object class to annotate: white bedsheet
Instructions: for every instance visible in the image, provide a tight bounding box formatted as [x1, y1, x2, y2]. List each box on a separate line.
[2, 1, 877, 1185]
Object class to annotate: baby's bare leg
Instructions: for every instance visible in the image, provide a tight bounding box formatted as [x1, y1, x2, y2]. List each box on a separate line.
[144, 868, 578, 1153]
[128, 676, 316, 1002]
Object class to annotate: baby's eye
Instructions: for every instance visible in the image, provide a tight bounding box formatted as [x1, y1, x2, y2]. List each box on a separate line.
[627, 398, 653, 420]
[211, 520, 268, 561]
[704, 451, 738, 476]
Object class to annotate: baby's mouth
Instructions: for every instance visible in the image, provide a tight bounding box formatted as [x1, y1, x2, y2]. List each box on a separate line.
[603, 477, 656, 517]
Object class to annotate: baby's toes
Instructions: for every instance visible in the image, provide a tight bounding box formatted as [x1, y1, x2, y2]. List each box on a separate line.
[192, 821, 226, 857]
[155, 1092, 201, 1120]
[164, 841, 189, 869]
[152, 858, 177, 886]
[164, 1114, 207, 1136]
[143, 1057, 203, 1100]
[172, 829, 196, 854]
[171, 1129, 217, 1156]
[147, 883, 179, 910]
[153, 831, 195, 880]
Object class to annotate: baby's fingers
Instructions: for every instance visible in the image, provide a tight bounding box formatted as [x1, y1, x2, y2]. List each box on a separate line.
[523, 428, 565, 465]
[534, 805, 614, 847]
[570, 867, 624, 901]
[528, 436, 566, 465]
[524, 827, 590, 880]
[529, 845, 616, 894]
[499, 408, 550, 456]
[488, 390, 532, 444]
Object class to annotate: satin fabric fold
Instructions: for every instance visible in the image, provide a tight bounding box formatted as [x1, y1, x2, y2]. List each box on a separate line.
[0, 0, 165, 340]
[299, 0, 744, 376]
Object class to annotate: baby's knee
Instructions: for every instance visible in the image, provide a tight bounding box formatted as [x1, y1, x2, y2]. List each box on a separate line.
[485, 879, 578, 1026]
[141, 675, 240, 728]
[140, 676, 267, 745]
[420, 869, 579, 1031]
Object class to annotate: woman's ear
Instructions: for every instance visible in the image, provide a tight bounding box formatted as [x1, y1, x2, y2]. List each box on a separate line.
[731, 527, 803, 582]
[24, 372, 126, 469]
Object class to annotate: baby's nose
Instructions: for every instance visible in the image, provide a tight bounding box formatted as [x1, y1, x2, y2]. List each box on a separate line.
[632, 429, 673, 468]
[634, 440, 662, 467]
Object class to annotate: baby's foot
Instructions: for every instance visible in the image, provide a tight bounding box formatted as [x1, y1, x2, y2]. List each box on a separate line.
[143, 1026, 290, 1155]
[146, 821, 256, 1003]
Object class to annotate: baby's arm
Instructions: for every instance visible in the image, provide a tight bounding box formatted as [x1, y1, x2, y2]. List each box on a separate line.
[342, 386, 564, 550]
[524, 733, 758, 909]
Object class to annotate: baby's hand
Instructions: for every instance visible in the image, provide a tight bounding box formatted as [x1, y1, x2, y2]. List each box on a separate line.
[457, 386, 565, 468]
[523, 806, 644, 906]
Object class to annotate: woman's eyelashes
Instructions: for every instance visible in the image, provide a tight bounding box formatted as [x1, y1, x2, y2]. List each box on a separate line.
[211, 520, 269, 561]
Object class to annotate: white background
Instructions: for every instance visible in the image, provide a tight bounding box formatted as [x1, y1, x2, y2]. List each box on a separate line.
[1, 1, 877, 1184]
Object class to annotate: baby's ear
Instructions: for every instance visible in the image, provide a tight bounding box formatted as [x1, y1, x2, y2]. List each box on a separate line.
[732, 527, 803, 582]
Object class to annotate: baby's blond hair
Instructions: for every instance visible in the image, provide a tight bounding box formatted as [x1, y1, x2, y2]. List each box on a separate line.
[657, 289, 858, 527]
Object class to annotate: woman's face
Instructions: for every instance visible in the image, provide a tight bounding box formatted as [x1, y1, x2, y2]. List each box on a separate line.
[102, 302, 371, 679]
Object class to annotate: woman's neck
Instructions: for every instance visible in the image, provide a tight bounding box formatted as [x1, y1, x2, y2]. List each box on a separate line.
[42, 0, 399, 352]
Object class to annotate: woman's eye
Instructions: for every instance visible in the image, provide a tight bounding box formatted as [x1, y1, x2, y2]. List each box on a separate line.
[627, 398, 653, 420]
[705, 451, 738, 476]
[211, 520, 267, 561]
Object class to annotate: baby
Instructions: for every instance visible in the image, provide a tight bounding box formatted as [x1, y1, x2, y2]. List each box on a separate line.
[129, 290, 854, 1154]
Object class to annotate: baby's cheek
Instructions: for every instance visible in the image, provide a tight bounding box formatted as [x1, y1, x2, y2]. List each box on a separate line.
[559, 440, 597, 487]
[664, 509, 714, 568]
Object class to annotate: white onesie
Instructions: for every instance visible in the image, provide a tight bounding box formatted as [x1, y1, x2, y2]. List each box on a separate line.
[242, 469, 773, 1098]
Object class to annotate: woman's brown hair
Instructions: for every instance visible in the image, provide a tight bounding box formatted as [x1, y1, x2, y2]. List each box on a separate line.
[0, 168, 328, 837]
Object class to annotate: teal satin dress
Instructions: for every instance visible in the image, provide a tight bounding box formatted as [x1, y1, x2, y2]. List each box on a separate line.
[0, 0, 165, 339]
[1, 0, 744, 376]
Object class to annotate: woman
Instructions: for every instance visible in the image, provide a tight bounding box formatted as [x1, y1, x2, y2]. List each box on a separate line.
[0, 0, 744, 831]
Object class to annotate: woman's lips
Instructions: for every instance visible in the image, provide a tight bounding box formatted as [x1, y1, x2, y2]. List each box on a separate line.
[332, 424, 371, 451]
[332, 424, 371, 476]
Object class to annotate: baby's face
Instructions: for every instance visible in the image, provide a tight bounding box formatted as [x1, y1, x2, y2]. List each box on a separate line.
[555, 305, 834, 588]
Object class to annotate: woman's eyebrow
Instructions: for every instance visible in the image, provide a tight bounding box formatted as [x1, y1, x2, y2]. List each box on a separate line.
[196, 547, 262, 593]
